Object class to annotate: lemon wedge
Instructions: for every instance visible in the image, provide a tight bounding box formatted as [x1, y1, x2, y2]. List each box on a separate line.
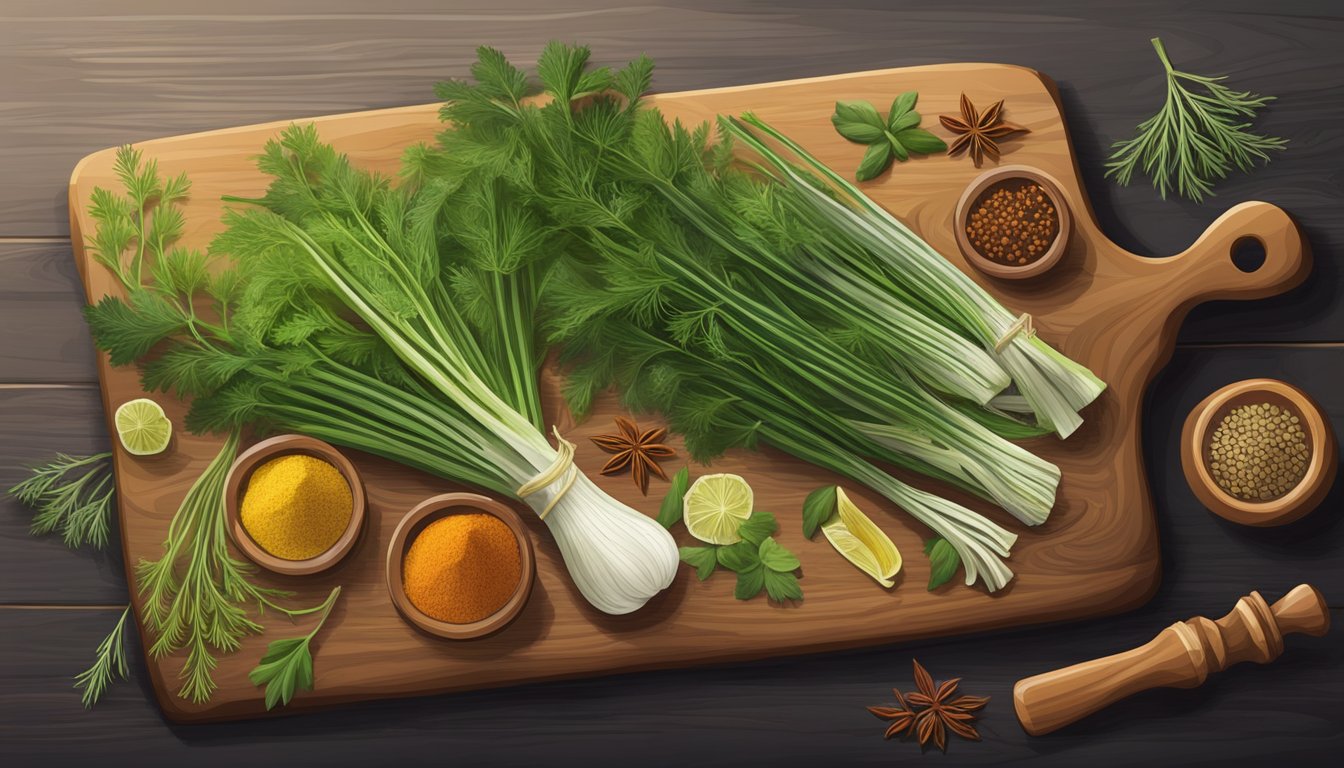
[113, 397, 172, 456]
[821, 488, 901, 587]
[683, 473, 754, 545]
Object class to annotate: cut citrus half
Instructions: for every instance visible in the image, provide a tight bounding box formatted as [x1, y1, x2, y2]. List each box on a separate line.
[821, 487, 902, 587]
[683, 473, 754, 545]
[114, 398, 172, 456]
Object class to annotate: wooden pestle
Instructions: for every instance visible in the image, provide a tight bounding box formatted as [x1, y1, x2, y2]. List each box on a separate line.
[1013, 584, 1330, 736]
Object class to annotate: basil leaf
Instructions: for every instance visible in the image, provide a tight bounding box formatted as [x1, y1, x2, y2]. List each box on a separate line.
[855, 142, 894, 181]
[717, 541, 761, 573]
[657, 466, 690, 528]
[887, 91, 918, 127]
[734, 565, 766, 600]
[737, 510, 778, 546]
[894, 127, 948, 155]
[831, 100, 886, 145]
[886, 132, 910, 162]
[888, 109, 921, 133]
[679, 545, 719, 581]
[925, 537, 961, 591]
[802, 485, 838, 539]
[763, 569, 803, 602]
[758, 537, 800, 573]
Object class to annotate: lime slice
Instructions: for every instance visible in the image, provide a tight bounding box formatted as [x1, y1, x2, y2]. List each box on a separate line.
[821, 488, 902, 587]
[683, 473, 754, 545]
[114, 398, 172, 456]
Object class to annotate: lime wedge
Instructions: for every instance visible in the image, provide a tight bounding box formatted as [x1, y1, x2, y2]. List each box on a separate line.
[114, 398, 172, 456]
[683, 473, 754, 545]
[821, 488, 902, 587]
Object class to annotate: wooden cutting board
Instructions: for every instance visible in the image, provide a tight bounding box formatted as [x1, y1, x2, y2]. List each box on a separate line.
[68, 63, 1308, 723]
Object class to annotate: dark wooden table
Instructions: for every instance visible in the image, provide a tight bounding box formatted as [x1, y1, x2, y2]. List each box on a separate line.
[3, 2, 1341, 765]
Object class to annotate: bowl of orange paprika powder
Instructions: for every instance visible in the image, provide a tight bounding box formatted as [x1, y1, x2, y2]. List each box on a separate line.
[386, 492, 535, 640]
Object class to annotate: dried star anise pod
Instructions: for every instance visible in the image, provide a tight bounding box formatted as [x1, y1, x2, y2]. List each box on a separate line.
[868, 659, 989, 752]
[590, 416, 675, 495]
[939, 93, 1029, 167]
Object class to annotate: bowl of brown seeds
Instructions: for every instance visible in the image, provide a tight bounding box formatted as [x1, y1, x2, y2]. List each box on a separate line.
[954, 165, 1072, 280]
[1181, 378, 1336, 527]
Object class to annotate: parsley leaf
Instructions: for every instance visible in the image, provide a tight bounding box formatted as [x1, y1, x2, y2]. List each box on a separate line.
[734, 565, 766, 600]
[716, 541, 760, 573]
[248, 586, 340, 710]
[758, 537, 800, 573]
[737, 510, 777, 545]
[924, 537, 961, 591]
[678, 545, 718, 581]
[802, 485, 838, 539]
[657, 466, 690, 528]
[763, 569, 803, 602]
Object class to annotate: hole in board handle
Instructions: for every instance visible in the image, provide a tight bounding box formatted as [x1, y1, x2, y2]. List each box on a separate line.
[1231, 236, 1267, 273]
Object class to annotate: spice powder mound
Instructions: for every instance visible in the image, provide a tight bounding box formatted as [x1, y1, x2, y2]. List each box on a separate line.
[966, 182, 1059, 265]
[402, 513, 522, 624]
[1208, 402, 1311, 501]
[240, 453, 352, 561]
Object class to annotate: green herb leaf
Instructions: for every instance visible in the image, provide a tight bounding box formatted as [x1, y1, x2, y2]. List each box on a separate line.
[888, 110, 921, 132]
[716, 541, 761, 573]
[802, 485, 838, 539]
[679, 545, 719, 581]
[758, 537, 801, 573]
[924, 537, 961, 591]
[83, 291, 186, 366]
[734, 565, 766, 600]
[887, 92, 918, 127]
[657, 466, 691, 528]
[886, 132, 910, 162]
[249, 636, 313, 711]
[762, 568, 804, 602]
[736, 510, 778, 546]
[1105, 37, 1286, 201]
[73, 605, 131, 708]
[893, 127, 948, 155]
[855, 142, 893, 181]
[831, 100, 887, 144]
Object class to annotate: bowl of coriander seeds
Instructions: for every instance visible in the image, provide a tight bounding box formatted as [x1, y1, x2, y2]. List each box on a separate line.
[1181, 378, 1337, 527]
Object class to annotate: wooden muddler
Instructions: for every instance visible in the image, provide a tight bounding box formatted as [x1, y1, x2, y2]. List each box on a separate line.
[1013, 584, 1330, 736]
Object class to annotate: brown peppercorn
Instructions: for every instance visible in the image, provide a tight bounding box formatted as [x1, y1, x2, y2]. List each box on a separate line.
[966, 182, 1060, 265]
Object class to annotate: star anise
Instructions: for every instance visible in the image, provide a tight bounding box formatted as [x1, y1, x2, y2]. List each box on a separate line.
[867, 659, 989, 752]
[939, 93, 1029, 167]
[590, 416, 675, 495]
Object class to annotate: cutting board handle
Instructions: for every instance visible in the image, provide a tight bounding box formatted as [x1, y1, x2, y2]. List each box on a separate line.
[1149, 201, 1309, 305]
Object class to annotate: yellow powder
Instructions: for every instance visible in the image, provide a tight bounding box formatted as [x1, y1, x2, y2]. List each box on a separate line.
[402, 513, 521, 624]
[240, 454, 352, 560]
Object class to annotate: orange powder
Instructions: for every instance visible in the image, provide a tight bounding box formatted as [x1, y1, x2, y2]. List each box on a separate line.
[401, 513, 522, 624]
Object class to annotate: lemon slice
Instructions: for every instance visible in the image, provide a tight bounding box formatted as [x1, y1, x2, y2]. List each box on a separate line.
[114, 398, 172, 456]
[821, 488, 902, 587]
[683, 473, 754, 545]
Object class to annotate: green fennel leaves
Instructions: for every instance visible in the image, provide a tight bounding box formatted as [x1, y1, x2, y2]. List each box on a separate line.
[832, 94, 946, 181]
[1106, 37, 1286, 202]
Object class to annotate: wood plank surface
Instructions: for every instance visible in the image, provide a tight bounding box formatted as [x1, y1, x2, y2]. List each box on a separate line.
[0, 243, 97, 383]
[3, 0, 1341, 763]
[69, 61, 1315, 722]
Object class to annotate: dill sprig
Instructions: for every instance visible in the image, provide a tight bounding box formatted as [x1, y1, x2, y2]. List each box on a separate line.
[74, 605, 131, 708]
[1105, 37, 1287, 202]
[10, 452, 116, 549]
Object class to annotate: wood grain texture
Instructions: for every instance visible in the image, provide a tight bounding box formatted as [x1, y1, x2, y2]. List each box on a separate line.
[1, 0, 1340, 342]
[3, 603, 1341, 767]
[1013, 584, 1331, 735]
[4, 0, 1343, 763]
[0, 243, 96, 383]
[67, 64, 1307, 722]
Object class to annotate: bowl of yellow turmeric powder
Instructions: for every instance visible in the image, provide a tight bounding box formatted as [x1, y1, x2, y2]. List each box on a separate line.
[386, 492, 535, 640]
[224, 434, 366, 576]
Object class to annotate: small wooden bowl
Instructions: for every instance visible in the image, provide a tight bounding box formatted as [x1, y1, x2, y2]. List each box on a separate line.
[386, 492, 535, 641]
[224, 434, 366, 576]
[1180, 379, 1337, 527]
[955, 165, 1072, 280]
